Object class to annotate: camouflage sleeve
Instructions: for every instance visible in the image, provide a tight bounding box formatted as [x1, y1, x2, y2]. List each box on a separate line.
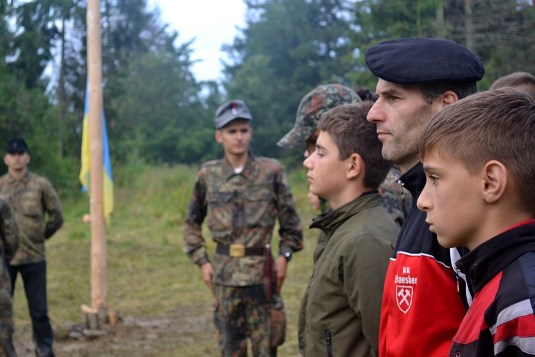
[379, 167, 412, 226]
[41, 178, 64, 239]
[274, 166, 303, 255]
[183, 169, 209, 266]
[0, 199, 18, 261]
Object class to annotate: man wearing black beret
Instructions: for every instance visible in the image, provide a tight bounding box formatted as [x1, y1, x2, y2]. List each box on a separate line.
[365, 38, 484, 357]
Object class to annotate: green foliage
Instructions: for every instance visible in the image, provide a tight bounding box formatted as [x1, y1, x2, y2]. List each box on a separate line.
[111, 51, 214, 164]
[9, 0, 61, 89]
[468, 0, 535, 88]
[0, 0, 534, 194]
[351, 0, 535, 88]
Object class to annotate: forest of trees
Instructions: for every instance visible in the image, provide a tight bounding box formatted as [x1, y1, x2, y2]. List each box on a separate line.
[1, 0, 533, 195]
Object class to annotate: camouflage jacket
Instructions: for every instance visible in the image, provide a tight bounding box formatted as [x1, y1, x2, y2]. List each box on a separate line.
[0, 198, 18, 319]
[0, 171, 63, 265]
[379, 167, 412, 227]
[183, 154, 303, 286]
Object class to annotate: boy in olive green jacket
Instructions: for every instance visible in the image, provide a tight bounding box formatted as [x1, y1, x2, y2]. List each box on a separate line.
[302, 103, 399, 356]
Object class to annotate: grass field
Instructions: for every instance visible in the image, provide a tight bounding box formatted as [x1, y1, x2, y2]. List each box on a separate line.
[12, 163, 321, 356]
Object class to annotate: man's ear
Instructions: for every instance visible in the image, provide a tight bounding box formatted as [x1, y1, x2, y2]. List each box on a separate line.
[347, 153, 363, 180]
[433, 90, 459, 112]
[215, 130, 222, 144]
[481, 160, 507, 204]
[442, 90, 458, 106]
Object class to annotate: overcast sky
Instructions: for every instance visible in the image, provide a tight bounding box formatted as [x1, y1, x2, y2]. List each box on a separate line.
[150, 0, 247, 82]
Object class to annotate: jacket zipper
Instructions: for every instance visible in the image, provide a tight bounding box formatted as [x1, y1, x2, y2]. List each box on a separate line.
[325, 329, 333, 357]
[397, 178, 405, 199]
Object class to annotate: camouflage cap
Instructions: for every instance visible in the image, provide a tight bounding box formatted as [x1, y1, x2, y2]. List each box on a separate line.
[277, 84, 361, 149]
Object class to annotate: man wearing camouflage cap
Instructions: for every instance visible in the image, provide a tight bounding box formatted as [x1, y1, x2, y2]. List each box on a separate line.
[278, 84, 359, 151]
[0, 137, 63, 357]
[279, 84, 363, 210]
[365, 38, 484, 357]
[183, 100, 303, 357]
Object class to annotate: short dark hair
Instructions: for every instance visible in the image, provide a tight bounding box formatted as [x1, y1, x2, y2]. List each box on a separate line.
[418, 81, 478, 104]
[318, 102, 391, 189]
[420, 88, 535, 213]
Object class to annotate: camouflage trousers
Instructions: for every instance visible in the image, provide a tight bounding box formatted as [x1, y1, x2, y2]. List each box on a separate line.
[0, 319, 16, 357]
[0, 283, 16, 357]
[213, 284, 286, 357]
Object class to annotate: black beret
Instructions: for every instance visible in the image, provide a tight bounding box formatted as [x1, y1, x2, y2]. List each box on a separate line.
[365, 38, 484, 84]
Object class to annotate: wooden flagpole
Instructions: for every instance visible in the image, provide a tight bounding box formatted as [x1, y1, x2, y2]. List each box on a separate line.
[86, 0, 107, 323]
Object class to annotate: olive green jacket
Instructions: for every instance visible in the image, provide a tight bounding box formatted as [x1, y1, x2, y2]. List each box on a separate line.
[303, 192, 399, 357]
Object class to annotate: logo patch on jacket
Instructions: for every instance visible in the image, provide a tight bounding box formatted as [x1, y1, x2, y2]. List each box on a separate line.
[396, 286, 413, 314]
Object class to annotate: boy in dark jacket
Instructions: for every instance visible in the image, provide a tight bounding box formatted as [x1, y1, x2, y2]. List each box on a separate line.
[302, 103, 399, 356]
[417, 88, 535, 356]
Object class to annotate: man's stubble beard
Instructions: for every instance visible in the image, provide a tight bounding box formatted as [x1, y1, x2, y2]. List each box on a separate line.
[381, 140, 420, 174]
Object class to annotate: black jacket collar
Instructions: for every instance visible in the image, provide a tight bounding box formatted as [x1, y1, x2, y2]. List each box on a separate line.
[456, 223, 535, 293]
[399, 162, 426, 201]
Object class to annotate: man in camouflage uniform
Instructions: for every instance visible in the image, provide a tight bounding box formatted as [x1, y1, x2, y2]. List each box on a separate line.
[0, 138, 63, 357]
[0, 199, 18, 357]
[277, 83, 410, 355]
[183, 100, 303, 357]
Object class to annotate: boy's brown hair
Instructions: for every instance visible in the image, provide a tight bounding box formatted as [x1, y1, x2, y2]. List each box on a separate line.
[490, 71, 535, 100]
[419, 88, 535, 212]
[318, 102, 390, 189]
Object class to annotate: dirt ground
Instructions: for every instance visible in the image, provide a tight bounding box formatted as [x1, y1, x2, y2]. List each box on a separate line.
[13, 306, 217, 357]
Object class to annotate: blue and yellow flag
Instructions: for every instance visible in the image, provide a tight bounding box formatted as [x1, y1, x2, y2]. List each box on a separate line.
[79, 89, 114, 224]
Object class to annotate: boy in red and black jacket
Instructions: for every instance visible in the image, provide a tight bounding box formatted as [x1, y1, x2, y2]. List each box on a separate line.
[417, 88, 535, 356]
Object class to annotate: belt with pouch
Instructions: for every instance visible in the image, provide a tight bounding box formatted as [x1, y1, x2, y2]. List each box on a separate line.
[216, 243, 265, 258]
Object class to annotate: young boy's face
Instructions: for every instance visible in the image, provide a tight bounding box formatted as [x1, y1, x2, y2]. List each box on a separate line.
[4, 151, 30, 171]
[417, 148, 485, 250]
[303, 130, 351, 209]
[215, 120, 252, 157]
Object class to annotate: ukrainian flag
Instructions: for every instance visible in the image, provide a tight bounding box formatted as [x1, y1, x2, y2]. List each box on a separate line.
[79, 89, 114, 224]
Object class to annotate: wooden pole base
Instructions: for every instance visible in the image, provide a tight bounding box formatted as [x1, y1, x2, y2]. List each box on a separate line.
[81, 304, 121, 330]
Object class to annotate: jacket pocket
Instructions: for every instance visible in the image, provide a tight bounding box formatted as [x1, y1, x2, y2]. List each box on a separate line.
[243, 189, 276, 227]
[20, 189, 43, 219]
[206, 192, 234, 235]
[325, 329, 333, 357]
[207, 191, 234, 204]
